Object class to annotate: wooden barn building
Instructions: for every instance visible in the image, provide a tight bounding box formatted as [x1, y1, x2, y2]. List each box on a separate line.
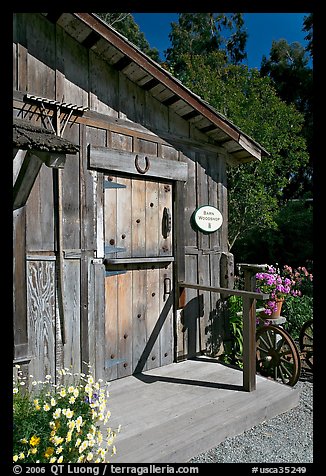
[13, 13, 299, 462]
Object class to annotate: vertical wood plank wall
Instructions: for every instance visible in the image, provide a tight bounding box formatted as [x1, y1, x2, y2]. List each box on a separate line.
[13, 13, 233, 380]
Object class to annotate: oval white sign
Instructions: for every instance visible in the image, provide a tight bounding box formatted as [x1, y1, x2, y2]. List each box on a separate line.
[193, 205, 223, 233]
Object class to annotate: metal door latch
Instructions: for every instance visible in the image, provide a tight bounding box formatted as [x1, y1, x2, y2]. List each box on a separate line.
[162, 207, 172, 238]
[163, 277, 171, 301]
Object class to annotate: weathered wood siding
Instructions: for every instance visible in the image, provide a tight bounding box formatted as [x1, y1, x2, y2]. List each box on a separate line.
[26, 260, 56, 379]
[13, 13, 233, 380]
[176, 148, 231, 359]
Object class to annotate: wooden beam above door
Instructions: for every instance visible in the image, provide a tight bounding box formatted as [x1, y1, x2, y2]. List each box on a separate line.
[88, 145, 188, 182]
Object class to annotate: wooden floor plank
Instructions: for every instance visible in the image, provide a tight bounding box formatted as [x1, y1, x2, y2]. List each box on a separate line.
[106, 358, 299, 463]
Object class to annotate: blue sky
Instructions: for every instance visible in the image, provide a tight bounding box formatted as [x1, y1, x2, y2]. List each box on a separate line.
[132, 13, 311, 69]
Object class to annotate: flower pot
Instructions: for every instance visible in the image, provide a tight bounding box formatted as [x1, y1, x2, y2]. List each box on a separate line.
[260, 298, 284, 319]
[271, 298, 284, 318]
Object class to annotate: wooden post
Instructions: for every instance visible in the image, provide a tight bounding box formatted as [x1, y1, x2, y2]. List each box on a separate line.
[242, 294, 257, 392]
[240, 263, 268, 392]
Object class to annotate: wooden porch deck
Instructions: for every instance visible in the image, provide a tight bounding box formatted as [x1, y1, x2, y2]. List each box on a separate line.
[106, 357, 300, 463]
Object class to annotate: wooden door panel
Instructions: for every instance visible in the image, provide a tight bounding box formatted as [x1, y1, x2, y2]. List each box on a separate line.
[116, 177, 132, 258]
[104, 177, 172, 259]
[131, 178, 146, 257]
[105, 273, 118, 381]
[104, 264, 173, 379]
[116, 271, 133, 379]
[132, 269, 147, 371]
[104, 177, 117, 258]
[104, 174, 174, 380]
[159, 265, 174, 367]
[145, 180, 159, 257]
[145, 267, 161, 370]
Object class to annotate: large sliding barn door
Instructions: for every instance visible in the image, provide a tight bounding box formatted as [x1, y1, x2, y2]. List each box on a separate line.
[104, 175, 174, 380]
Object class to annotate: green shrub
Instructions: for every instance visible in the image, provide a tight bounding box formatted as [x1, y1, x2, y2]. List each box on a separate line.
[220, 295, 244, 368]
[281, 264, 313, 340]
[282, 295, 313, 341]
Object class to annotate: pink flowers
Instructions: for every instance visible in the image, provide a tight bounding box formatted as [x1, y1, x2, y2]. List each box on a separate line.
[283, 265, 313, 297]
[255, 265, 294, 315]
[255, 264, 313, 315]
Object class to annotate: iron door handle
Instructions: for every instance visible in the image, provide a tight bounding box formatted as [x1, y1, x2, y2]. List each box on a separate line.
[162, 207, 172, 238]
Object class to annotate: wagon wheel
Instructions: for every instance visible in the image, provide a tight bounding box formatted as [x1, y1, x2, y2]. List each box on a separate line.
[256, 325, 301, 386]
[299, 319, 313, 370]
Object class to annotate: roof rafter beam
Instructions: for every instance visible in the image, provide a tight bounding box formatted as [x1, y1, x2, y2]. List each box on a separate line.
[181, 110, 201, 121]
[82, 31, 102, 49]
[141, 77, 161, 91]
[162, 95, 180, 107]
[113, 56, 133, 71]
[45, 13, 63, 24]
[199, 124, 218, 134]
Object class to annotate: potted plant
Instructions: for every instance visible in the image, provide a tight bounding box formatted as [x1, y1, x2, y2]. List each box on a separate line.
[255, 265, 293, 318]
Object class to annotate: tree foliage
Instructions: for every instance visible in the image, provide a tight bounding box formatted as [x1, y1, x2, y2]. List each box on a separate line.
[260, 38, 313, 199]
[260, 39, 312, 112]
[233, 199, 313, 268]
[175, 52, 309, 250]
[164, 13, 247, 80]
[303, 13, 313, 58]
[96, 13, 160, 62]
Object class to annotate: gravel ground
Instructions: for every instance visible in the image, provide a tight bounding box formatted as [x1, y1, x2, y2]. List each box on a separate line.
[188, 369, 313, 464]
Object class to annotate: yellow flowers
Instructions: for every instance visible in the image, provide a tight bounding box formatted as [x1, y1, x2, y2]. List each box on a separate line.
[68, 420, 75, 431]
[50, 435, 64, 446]
[62, 408, 74, 419]
[79, 440, 88, 454]
[53, 408, 61, 419]
[59, 388, 67, 398]
[29, 435, 41, 447]
[76, 415, 83, 432]
[65, 431, 73, 443]
[44, 447, 54, 458]
[13, 364, 119, 463]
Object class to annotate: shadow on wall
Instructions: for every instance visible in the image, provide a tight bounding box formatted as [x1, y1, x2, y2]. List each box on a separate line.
[181, 294, 203, 358]
[179, 294, 230, 358]
[205, 298, 230, 357]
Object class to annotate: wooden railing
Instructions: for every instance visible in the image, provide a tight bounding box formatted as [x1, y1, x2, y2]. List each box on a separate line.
[178, 270, 269, 392]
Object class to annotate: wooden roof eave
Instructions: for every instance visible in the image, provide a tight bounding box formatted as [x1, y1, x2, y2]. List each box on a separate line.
[71, 13, 269, 163]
